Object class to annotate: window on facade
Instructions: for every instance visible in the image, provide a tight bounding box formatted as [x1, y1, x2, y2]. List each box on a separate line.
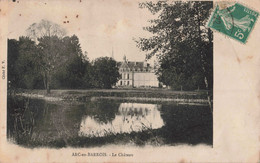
[120, 81, 122, 85]
[127, 81, 129, 85]
[127, 73, 129, 79]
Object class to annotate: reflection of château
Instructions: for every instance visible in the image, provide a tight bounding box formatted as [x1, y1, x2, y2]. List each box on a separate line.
[79, 103, 164, 137]
[116, 55, 159, 87]
[119, 103, 158, 116]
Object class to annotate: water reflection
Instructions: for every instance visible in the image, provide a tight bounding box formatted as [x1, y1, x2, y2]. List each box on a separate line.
[8, 97, 213, 147]
[79, 103, 164, 137]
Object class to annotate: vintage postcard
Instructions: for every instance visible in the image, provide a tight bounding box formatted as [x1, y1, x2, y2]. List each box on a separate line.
[0, 0, 259, 162]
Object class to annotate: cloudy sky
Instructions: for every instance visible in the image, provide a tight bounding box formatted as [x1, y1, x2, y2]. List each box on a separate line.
[8, 0, 156, 62]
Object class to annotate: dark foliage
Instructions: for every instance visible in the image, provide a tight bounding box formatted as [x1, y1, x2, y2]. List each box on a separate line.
[90, 57, 120, 89]
[8, 37, 44, 89]
[8, 36, 120, 90]
[8, 19, 120, 92]
[136, 1, 213, 91]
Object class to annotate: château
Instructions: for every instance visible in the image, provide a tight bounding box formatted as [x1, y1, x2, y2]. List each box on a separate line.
[116, 56, 159, 88]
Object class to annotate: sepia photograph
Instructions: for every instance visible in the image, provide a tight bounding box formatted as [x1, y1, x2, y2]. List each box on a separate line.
[1, 0, 259, 162]
[6, 0, 213, 149]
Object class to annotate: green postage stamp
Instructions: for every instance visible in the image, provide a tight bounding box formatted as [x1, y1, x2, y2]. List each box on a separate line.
[207, 2, 259, 43]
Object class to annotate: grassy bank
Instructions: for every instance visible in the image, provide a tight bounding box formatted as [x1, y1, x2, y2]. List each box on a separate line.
[13, 88, 212, 103]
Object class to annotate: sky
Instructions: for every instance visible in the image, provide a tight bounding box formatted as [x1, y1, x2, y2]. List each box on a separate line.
[8, 0, 157, 62]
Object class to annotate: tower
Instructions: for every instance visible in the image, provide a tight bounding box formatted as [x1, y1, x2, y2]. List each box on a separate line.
[111, 47, 114, 59]
[123, 55, 127, 62]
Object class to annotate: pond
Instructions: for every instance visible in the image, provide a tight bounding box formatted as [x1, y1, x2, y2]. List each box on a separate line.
[7, 96, 213, 148]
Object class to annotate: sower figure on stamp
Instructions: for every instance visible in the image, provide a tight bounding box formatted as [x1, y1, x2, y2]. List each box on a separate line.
[218, 6, 254, 32]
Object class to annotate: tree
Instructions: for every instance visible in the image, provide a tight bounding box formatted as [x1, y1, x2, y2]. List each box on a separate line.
[8, 33, 92, 90]
[8, 37, 43, 89]
[18, 37, 43, 89]
[26, 19, 66, 41]
[53, 37, 92, 89]
[37, 36, 64, 93]
[26, 19, 67, 93]
[136, 1, 213, 106]
[8, 39, 20, 89]
[91, 57, 120, 89]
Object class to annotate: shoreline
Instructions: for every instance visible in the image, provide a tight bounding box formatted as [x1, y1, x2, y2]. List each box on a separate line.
[11, 89, 211, 104]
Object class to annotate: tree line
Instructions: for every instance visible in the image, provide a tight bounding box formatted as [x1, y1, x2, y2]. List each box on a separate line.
[9, 1, 214, 94]
[8, 35, 120, 93]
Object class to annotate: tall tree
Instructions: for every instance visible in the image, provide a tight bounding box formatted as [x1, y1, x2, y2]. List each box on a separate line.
[91, 57, 120, 89]
[26, 19, 67, 93]
[136, 1, 213, 106]
[53, 36, 92, 89]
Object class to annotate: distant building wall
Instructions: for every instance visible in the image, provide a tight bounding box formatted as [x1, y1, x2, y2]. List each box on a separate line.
[133, 72, 158, 87]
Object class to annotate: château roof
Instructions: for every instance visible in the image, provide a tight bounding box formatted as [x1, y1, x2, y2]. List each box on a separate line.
[116, 55, 155, 72]
[117, 61, 152, 72]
